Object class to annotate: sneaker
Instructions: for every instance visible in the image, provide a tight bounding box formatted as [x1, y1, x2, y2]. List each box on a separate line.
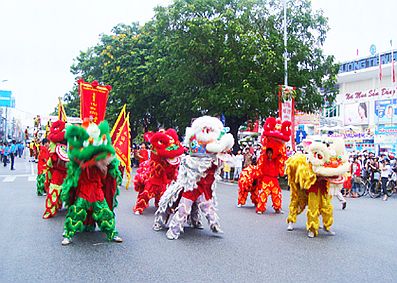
[287, 222, 294, 231]
[256, 211, 263, 214]
[210, 223, 224, 234]
[153, 222, 163, 231]
[307, 231, 315, 238]
[274, 209, 284, 214]
[112, 236, 123, 243]
[342, 202, 347, 210]
[383, 195, 388, 201]
[324, 228, 336, 236]
[237, 204, 242, 208]
[134, 211, 141, 215]
[192, 221, 204, 230]
[61, 238, 72, 245]
[166, 229, 178, 240]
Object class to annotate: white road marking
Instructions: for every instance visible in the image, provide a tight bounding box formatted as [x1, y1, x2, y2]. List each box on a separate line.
[3, 176, 17, 182]
[28, 176, 36, 182]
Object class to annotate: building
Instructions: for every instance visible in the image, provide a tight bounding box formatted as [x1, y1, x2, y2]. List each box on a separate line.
[322, 50, 397, 153]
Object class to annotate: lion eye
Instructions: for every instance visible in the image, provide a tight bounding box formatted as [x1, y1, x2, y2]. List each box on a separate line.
[317, 153, 323, 160]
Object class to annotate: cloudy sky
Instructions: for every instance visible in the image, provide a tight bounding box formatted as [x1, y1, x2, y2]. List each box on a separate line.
[0, 0, 396, 122]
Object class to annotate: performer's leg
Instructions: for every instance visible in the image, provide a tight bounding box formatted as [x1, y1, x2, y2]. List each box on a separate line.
[63, 197, 89, 241]
[270, 180, 282, 211]
[306, 191, 321, 237]
[92, 200, 119, 241]
[43, 183, 61, 219]
[133, 189, 153, 214]
[197, 195, 222, 233]
[320, 193, 334, 233]
[237, 186, 249, 206]
[189, 201, 203, 229]
[167, 197, 193, 240]
[256, 181, 270, 213]
[36, 173, 46, 196]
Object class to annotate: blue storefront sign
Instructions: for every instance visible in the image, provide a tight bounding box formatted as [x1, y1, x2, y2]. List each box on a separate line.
[339, 51, 397, 73]
[0, 90, 15, 107]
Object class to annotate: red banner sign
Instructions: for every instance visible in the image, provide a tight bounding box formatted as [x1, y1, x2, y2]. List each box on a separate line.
[78, 79, 112, 124]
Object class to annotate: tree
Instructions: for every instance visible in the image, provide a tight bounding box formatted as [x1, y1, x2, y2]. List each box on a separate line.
[61, 0, 338, 143]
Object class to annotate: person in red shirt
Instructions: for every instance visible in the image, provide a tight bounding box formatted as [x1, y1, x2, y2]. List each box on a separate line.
[137, 143, 149, 164]
[351, 157, 361, 198]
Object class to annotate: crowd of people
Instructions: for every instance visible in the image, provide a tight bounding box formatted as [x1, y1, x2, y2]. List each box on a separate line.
[0, 140, 24, 170]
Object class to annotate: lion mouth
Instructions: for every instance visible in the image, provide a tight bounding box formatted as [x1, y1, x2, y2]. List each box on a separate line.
[167, 157, 181, 165]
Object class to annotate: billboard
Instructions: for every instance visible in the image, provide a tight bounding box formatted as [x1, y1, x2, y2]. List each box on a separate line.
[344, 102, 369, 125]
[374, 98, 397, 124]
[0, 90, 15, 107]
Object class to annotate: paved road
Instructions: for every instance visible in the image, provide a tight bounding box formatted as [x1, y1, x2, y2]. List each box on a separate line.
[0, 157, 396, 282]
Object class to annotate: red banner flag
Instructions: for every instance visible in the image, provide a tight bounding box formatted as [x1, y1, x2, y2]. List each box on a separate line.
[110, 104, 126, 143]
[78, 79, 112, 124]
[113, 113, 131, 189]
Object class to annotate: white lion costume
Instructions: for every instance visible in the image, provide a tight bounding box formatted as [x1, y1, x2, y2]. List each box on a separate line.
[153, 116, 234, 240]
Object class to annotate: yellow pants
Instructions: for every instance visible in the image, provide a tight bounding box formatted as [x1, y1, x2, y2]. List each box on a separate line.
[306, 190, 333, 236]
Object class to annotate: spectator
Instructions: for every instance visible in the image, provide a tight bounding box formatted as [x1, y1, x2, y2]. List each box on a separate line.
[223, 159, 231, 181]
[380, 159, 391, 201]
[233, 150, 244, 180]
[3, 142, 10, 167]
[350, 157, 361, 198]
[10, 140, 17, 170]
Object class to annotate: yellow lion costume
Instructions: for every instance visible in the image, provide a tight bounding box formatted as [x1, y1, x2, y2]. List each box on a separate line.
[285, 138, 349, 238]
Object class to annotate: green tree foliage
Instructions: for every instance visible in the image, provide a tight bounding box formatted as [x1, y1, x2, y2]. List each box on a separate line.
[62, 0, 339, 141]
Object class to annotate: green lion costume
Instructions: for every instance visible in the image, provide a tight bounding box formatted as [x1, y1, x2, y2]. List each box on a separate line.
[61, 120, 123, 245]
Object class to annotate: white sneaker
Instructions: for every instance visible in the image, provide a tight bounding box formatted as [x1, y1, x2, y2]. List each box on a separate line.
[112, 236, 123, 243]
[383, 195, 388, 201]
[61, 238, 72, 245]
[166, 229, 178, 240]
[153, 222, 163, 231]
[237, 204, 242, 208]
[134, 211, 141, 215]
[324, 229, 336, 236]
[256, 211, 263, 214]
[274, 209, 284, 214]
[307, 231, 315, 238]
[287, 222, 294, 231]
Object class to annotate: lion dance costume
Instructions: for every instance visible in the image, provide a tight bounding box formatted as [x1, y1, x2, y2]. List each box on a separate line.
[153, 116, 234, 240]
[285, 138, 349, 238]
[238, 117, 291, 214]
[133, 129, 184, 214]
[43, 121, 68, 219]
[60, 120, 123, 245]
[36, 140, 49, 196]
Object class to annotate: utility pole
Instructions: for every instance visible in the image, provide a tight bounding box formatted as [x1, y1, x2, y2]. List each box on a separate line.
[283, 0, 288, 86]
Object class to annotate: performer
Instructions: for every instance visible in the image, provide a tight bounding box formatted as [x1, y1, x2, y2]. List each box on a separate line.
[153, 116, 234, 240]
[36, 138, 50, 196]
[133, 129, 184, 214]
[285, 138, 350, 238]
[43, 121, 68, 219]
[61, 120, 123, 245]
[237, 117, 291, 214]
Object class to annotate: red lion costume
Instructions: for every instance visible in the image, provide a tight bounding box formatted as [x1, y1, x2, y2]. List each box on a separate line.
[43, 120, 69, 219]
[238, 117, 291, 214]
[133, 129, 185, 214]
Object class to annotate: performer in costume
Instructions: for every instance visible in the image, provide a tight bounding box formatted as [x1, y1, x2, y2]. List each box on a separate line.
[238, 117, 291, 214]
[153, 116, 234, 240]
[61, 120, 123, 245]
[285, 138, 349, 238]
[133, 129, 184, 214]
[37, 138, 50, 196]
[43, 121, 68, 219]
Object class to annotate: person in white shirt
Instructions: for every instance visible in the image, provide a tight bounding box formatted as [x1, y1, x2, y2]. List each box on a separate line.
[380, 159, 391, 201]
[233, 150, 244, 180]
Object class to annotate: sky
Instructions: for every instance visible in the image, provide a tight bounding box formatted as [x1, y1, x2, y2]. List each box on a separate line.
[0, 0, 396, 124]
